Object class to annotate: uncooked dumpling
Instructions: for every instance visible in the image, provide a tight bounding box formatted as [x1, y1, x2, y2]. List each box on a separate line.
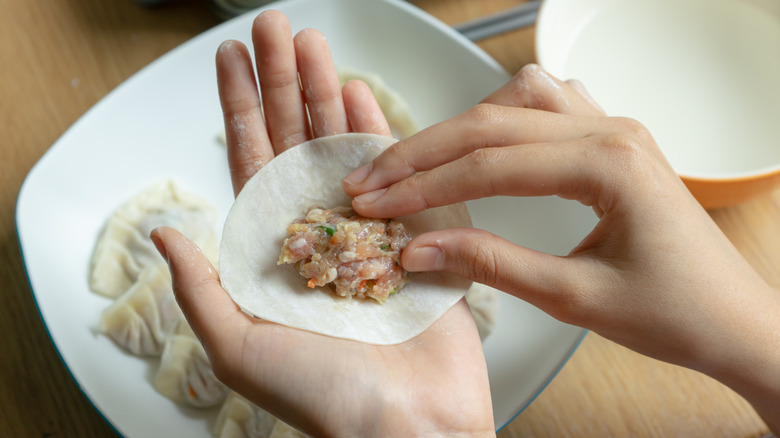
[89, 179, 219, 298]
[99, 263, 181, 356]
[214, 392, 279, 438]
[154, 317, 229, 408]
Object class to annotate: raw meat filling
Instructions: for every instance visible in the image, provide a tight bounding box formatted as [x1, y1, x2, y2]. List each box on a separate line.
[279, 207, 411, 303]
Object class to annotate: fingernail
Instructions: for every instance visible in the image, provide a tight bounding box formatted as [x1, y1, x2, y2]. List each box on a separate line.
[343, 164, 371, 187]
[404, 246, 444, 272]
[149, 227, 169, 262]
[353, 188, 386, 205]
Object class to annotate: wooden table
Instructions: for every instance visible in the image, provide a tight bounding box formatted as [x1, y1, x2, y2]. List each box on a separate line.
[0, 0, 773, 436]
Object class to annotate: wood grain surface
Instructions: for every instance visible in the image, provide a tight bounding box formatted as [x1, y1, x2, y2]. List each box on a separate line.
[0, 0, 773, 436]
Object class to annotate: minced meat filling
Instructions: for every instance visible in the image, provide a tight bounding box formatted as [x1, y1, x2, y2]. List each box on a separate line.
[278, 206, 411, 304]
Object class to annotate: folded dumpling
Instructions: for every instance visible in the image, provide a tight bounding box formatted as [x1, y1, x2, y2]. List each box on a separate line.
[154, 317, 229, 408]
[214, 392, 279, 438]
[268, 421, 308, 438]
[89, 179, 219, 298]
[99, 263, 181, 356]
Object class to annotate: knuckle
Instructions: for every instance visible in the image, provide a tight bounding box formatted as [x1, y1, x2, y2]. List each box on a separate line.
[260, 67, 299, 91]
[461, 238, 501, 286]
[464, 103, 505, 133]
[222, 94, 260, 115]
[464, 147, 493, 169]
[613, 116, 651, 140]
[598, 127, 649, 174]
[384, 142, 417, 176]
[400, 175, 433, 211]
[515, 63, 544, 85]
[462, 148, 501, 196]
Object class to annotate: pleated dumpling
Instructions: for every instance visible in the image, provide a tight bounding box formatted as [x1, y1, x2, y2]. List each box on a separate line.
[99, 263, 181, 356]
[154, 317, 229, 408]
[268, 421, 309, 438]
[89, 180, 219, 298]
[214, 392, 278, 438]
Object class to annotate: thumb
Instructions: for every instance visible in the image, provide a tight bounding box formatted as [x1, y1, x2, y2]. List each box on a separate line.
[401, 228, 591, 322]
[149, 226, 246, 351]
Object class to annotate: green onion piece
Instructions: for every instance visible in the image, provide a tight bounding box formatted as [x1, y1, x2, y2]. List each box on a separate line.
[317, 225, 335, 236]
[380, 244, 390, 250]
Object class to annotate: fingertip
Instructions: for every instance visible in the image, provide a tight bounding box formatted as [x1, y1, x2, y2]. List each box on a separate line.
[150, 227, 216, 283]
[149, 227, 168, 262]
[293, 27, 326, 46]
[342, 164, 371, 193]
[217, 39, 242, 53]
[341, 78, 369, 94]
[253, 9, 289, 32]
[215, 39, 249, 69]
[402, 245, 445, 272]
[342, 80, 392, 137]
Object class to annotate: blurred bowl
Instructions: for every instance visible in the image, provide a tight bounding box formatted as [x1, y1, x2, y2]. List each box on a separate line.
[536, 0, 780, 208]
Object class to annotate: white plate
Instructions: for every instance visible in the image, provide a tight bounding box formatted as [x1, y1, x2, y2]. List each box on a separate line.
[16, 0, 595, 435]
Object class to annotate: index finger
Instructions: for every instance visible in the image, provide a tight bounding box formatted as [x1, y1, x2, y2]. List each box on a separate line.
[341, 105, 619, 199]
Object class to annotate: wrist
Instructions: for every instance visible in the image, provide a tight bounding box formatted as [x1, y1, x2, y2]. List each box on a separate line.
[353, 390, 496, 438]
[694, 285, 780, 432]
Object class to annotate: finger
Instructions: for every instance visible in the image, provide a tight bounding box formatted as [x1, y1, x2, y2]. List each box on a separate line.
[342, 79, 392, 136]
[149, 227, 251, 354]
[216, 40, 274, 196]
[342, 104, 616, 198]
[351, 138, 615, 218]
[293, 28, 349, 137]
[401, 228, 597, 323]
[482, 64, 605, 117]
[252, 10, 310, 154]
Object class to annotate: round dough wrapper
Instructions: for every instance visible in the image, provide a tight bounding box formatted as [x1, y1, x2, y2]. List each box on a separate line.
[219, 133, 472, 345]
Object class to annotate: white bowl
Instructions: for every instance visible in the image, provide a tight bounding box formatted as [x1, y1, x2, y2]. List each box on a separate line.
[537, 0, 780, 208]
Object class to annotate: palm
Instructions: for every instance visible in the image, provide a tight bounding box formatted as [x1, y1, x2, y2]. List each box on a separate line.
[210, 298, 488, 435]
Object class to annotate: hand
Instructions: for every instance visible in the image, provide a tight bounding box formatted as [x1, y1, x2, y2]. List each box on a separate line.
[342, 64, 780, 431]
[151, 10, 494, 437]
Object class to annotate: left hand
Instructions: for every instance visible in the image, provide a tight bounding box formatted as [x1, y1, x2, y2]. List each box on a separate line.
[151, 10, 495, 437]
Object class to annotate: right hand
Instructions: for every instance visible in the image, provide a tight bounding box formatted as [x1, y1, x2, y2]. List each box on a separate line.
[342, 64, 780, 430]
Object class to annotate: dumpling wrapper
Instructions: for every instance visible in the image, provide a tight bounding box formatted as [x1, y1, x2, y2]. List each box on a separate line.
[219, 133, 472, 345]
